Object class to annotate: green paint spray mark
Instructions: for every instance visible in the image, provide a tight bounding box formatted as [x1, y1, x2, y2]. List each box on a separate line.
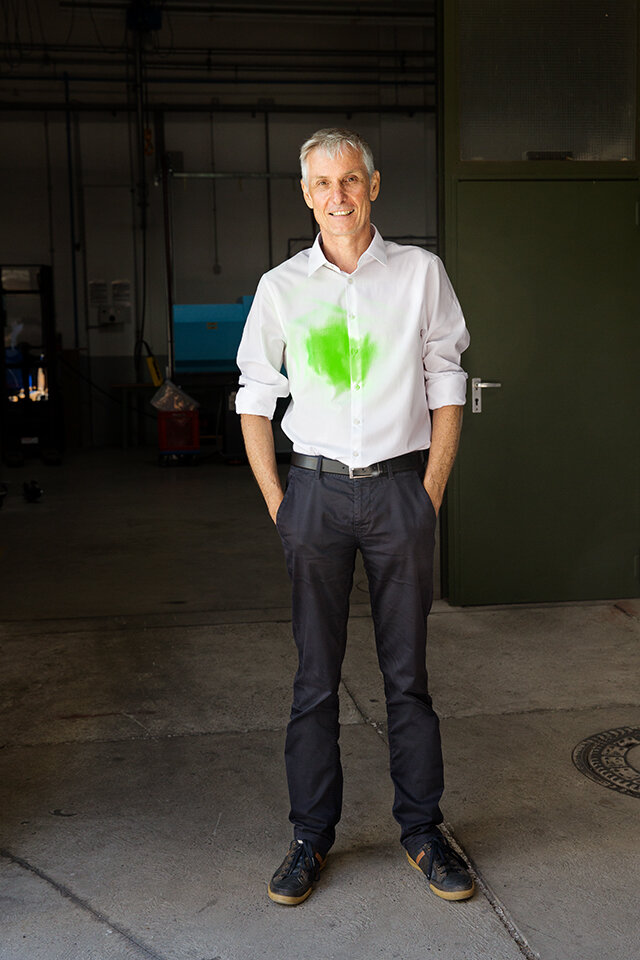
[305, 309, 376, 393]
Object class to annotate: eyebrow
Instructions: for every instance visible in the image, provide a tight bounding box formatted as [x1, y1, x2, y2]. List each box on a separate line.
[311, 169, 362, 181]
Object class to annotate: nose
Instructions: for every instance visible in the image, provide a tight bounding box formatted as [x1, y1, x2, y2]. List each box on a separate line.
[330, 183, 348, 204]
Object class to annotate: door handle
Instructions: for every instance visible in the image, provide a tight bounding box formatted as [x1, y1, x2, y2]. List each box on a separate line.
[471, 377, 502, 413]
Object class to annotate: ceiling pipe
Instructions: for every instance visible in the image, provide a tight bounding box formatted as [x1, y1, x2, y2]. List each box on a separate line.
[0, 43, 434, 62]
[2, 60, 433, 79]
[63, 73, 80, 350]
[1, 73, 433, 87]
[0, 101, 435, 114]
[58, 0, 435, 23]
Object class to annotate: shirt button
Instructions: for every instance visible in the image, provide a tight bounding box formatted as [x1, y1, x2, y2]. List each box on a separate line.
[354, 418, 360, 425]
[348, 278, 353, 285]
[353, 383, 360, 391]
[353, 450, 359, 457]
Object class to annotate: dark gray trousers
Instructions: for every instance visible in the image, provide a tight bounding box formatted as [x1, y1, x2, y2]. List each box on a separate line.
[276, 462, 443, 859]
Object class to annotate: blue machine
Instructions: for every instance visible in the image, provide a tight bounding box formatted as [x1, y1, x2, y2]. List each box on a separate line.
[173, 296, 253, 374]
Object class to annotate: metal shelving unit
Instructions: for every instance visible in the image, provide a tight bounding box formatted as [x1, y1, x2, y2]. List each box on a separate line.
[0, 265, 63, 466]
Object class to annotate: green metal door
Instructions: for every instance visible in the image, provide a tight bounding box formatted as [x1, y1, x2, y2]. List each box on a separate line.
[446, 179, 640, 603]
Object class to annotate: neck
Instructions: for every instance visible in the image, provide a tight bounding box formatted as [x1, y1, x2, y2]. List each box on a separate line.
[320, 226, 373, 274]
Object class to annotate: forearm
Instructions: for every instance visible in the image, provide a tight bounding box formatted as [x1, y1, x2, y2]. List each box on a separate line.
[240, 413, 284, 524]
[423, 404, 464, 516]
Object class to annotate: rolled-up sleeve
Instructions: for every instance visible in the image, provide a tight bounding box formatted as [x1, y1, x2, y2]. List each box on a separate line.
[235, 276, 290, 419]
[422, 255, 470, 409]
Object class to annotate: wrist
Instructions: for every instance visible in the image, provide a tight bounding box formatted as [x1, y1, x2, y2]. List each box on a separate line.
[267, 490, 284, 523]
[424, 478, 444, 515]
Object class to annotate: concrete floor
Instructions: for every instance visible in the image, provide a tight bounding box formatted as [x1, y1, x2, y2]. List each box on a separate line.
[0, 448, 639, 960]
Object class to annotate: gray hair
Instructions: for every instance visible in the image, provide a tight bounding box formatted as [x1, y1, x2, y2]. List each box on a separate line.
[299, 128, 375, 184]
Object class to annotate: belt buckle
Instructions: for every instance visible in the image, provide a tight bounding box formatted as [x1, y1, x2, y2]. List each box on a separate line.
[349, 463, 381, 479]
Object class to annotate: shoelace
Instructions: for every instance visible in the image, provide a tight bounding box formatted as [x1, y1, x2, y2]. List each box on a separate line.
[422, 834, 467, 880]
[285, 839, 320, 880]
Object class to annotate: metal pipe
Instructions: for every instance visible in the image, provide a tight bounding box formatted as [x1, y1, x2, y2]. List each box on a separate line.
[43, 112, 55, 268]
[72, 109, 90, 351]
[264, 113, 273, 269]
[0, 73, 433, 87]
[170, 171, 299, 180]
[1, 58, 433, 78]
[161, 152, 175, 379]
[208, 112, 221, 274]
[0, 101, 435, 115]
[133, 30, 148, 232]
[0, 42, 434, 61]
[58, 0, 435, 22]
[63, 73, 80, 350]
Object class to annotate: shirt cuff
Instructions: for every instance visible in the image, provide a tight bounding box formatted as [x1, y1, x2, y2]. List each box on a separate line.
[426, 371, 468, 409]
[234, 385, 279, 419]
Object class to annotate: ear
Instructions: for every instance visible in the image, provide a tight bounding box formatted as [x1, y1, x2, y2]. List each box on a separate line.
[369, 170, 381, 202]
[301, 178, 313, 209]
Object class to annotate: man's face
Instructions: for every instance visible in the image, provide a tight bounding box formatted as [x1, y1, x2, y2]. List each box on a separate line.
[301, 145, 380, 244]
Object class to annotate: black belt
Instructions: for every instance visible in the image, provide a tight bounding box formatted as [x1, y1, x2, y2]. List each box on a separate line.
[290, 451, 425, 479]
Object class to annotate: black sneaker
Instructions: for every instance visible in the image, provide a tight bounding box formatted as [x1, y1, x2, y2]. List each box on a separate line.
[267, 839, 325, 905]
[406, 831, 475, 901]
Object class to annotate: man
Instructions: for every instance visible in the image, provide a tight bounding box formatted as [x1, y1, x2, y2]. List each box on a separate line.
[235, 128, 473, 906]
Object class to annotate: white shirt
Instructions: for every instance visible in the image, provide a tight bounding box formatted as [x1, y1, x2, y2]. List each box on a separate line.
[235, 227, 470, 469]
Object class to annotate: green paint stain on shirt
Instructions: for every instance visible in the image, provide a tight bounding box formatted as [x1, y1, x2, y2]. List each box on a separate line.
[306, 319, 350, 391]
[305, 311, 376, 393]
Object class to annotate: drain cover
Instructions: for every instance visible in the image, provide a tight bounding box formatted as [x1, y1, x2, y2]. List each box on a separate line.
[572, 727, 640, 798]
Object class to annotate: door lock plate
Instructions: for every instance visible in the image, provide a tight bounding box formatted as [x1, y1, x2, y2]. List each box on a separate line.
[471, 377, 502, 413]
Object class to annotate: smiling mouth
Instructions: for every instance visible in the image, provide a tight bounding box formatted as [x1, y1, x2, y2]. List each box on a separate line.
[329, 209, 354, 217]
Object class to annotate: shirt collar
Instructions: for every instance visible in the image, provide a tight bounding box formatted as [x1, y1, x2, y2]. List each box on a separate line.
[306, 224, 387, 277]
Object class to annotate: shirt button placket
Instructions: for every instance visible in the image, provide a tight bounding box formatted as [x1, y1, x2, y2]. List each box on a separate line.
[347, 277, 363, 463]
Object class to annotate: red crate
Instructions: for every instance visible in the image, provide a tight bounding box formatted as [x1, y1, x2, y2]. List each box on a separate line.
[157, 410, 200, 453]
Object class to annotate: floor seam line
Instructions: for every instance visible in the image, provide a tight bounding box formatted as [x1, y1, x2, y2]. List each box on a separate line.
[341, 677, 388, 743]
[0, 610, 368, 631]
[0, 847, 172, 960]
[0, 597, 629, 630]
[340, 680, 541, 960]
[614, 602, 639, 620]
[437, 702, 640, 720]
[4, 698, 637, 751]
[440, 831, 541, 960]
[0, 617, 295, 635]
[0, 725, 295, 749]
